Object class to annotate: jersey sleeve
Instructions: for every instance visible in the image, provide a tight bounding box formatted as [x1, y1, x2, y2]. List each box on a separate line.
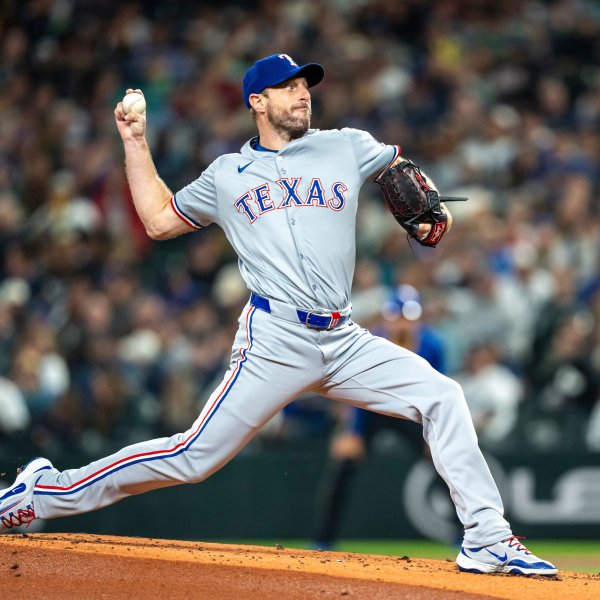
[171, 160, 220, 228]
[341, 127, 401, 183]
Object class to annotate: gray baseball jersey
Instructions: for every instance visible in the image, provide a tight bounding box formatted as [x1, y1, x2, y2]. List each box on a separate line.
[31, 127, 512, 548]
[171, 128, 400, 310]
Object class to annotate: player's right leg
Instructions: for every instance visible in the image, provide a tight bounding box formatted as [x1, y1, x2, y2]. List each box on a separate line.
[321, 326, 557, 575]
[2, 302, 320, 527]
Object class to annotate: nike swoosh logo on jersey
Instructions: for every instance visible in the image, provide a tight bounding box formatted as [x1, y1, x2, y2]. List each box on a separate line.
[0, 483, 26, 502]
[238, 161, 253, 173]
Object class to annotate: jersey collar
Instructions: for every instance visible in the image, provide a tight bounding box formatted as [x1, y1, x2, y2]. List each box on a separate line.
[240, 129, 318, 158]
[249, 137, 278, 153]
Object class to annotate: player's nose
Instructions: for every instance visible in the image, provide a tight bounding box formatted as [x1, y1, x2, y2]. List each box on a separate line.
[298, 84, 311, 102]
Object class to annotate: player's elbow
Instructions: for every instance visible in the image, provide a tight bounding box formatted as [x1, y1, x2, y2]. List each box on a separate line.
[146, 224, 177, 241]
[145, 210, 193, 241]
[144, 218, 162, 240]
[146, 227, 165, 241]
[145, 215, 171, 240]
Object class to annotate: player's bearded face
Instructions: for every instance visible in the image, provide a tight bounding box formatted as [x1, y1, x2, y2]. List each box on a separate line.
[264, 94, 311, 139]
[265, 101, 311, 138]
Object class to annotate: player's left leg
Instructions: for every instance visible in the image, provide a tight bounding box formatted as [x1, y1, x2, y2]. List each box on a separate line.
[320, 324, 557, 575]
[1, 302, 320, 526]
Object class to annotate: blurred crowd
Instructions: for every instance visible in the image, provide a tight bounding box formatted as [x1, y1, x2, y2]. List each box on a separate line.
[1, 0, 600, 460]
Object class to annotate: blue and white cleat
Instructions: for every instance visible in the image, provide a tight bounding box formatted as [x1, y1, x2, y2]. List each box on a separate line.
[0, 458, 53, 531]
[456, 536, 558, 576]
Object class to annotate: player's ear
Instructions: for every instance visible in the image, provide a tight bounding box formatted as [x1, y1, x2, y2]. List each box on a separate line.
[249, 93, 266, 114]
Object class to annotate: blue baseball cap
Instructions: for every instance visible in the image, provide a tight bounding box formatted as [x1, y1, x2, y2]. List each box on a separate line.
[242, 53, 324, 108]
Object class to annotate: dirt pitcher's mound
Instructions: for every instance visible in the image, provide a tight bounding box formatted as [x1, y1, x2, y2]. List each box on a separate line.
[0, 534, 597, 600]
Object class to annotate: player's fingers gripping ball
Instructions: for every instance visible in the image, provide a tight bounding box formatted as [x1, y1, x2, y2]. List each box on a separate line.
[122, 91, 146, 115]
[120, 90, 146, 137]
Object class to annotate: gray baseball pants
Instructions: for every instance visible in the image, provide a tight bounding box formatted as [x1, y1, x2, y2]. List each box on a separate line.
[33, 300, 511, 546]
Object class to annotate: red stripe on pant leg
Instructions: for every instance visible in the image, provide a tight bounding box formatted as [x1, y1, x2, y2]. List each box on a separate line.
[35, 306, 256, 493]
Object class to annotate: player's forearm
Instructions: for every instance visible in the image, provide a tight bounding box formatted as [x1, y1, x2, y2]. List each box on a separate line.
[123, 137, 173, 236]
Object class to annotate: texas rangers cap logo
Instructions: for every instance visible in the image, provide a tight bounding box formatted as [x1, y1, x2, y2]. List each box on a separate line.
[278, 54, 298, 66]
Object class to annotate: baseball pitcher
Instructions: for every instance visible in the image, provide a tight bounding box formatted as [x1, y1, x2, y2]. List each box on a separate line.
[0, 54, 556, 576]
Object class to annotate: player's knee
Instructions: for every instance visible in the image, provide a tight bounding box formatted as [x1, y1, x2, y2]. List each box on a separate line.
[445, 376, 467, 404]
[429, 374, 469, 413]
[180, 467, 214, 485]
[171, 453, 212, 484]
[446, 376, 465, 400]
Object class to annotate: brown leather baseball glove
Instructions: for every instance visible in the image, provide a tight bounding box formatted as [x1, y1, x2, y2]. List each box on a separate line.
[376, 159, 466, 247]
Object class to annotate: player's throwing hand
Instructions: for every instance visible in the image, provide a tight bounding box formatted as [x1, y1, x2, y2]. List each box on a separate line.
[115, 88, 146, 141]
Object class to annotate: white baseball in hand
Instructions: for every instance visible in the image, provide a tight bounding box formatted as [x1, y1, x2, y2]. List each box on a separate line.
[122, 91, 146, 115]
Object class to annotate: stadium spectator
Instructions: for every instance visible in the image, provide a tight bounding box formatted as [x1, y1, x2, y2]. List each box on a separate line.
[454, 342, 524, 447]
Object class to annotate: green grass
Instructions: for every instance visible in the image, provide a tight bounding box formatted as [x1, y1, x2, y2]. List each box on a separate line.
[213, 539, 600, 573]
[217, 539, 459, 559]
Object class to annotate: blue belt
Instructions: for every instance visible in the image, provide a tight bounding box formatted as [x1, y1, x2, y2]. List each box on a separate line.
[250, 292, 350, 331]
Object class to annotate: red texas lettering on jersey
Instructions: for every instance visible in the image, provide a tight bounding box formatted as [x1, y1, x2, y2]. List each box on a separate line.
[234, 178, 348, 223]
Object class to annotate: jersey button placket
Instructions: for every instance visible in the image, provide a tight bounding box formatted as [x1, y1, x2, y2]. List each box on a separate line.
[278, 155, 314, 293]
[278, 155, 291, 219]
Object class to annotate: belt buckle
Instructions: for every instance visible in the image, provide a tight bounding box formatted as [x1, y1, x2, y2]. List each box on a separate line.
[304, 310, 330, 330]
